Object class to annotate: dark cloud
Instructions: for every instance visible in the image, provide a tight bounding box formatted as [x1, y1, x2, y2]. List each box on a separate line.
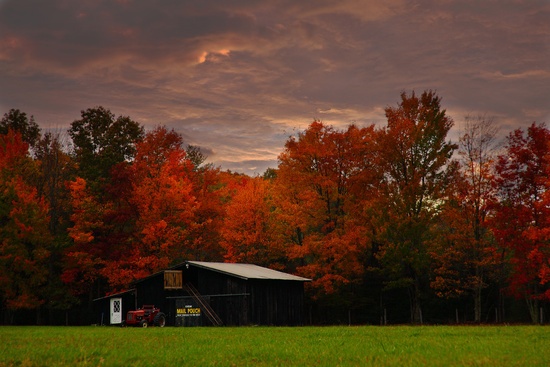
[1, 0, 548, 173]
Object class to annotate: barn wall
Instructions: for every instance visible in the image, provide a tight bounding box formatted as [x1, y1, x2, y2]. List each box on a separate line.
[249, 280, 305, 326]
[191, 266, 305, 326]
[134, 267, 190, 326]
[193, 267, 250, 326]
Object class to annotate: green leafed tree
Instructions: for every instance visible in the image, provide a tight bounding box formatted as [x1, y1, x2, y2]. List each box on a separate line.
[68, 106, 143, 188]
[0, 109, 41, 149]
[376, 90, 457, 324]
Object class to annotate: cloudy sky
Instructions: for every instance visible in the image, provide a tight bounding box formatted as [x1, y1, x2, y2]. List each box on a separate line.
[1, 0, 549, 174]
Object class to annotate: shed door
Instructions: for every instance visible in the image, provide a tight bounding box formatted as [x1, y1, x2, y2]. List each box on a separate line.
[110, 298, 122, 324]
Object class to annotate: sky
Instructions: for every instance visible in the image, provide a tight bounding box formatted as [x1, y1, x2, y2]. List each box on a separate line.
[1, 0, 549, 174]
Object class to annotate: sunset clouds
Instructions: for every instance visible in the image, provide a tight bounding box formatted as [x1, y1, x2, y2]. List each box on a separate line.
[1, 0, 549, 173]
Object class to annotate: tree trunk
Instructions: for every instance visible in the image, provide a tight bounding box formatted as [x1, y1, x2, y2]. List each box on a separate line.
[474, 287, 482, 323]
[409, 279, 423, 324]
[473, 264, 482, 323]
[526, 297, 540, 324]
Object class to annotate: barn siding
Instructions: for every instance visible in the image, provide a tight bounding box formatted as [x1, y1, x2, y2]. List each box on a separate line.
[248, 280, 305, 326]
[134, 267, 189, 324]
[193, 266, 250, 326]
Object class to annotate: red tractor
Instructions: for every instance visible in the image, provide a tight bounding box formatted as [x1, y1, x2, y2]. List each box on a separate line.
[123, 305, 166, 327]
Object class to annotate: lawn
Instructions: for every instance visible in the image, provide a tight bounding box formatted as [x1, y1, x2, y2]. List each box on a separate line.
[0, 325, 549, 366]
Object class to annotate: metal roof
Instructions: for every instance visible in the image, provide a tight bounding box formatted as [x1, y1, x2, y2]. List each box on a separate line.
[187, 261, 311, 282]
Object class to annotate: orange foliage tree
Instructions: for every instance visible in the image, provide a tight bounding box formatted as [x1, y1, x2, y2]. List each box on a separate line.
[273, 121, 378, 299]
[184, 149, 226, 263]
[64, 125, 227, 294]
[63, 177, 110, 297]
[221, 176, 285, 268]
[109, 127, 203, 289]
[0, 131, 52, 319]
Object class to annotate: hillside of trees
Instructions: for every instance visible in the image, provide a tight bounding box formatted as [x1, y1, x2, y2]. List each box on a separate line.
[1, 90, 549, 325]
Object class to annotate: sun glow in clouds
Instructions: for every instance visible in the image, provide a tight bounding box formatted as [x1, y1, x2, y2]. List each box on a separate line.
[198, 49, 231, 64]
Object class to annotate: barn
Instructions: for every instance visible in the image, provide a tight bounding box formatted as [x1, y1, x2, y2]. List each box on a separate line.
[93, 261, 310, 326]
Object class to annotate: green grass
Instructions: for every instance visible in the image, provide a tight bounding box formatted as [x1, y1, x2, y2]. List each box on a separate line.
[0, 325, 549, 366]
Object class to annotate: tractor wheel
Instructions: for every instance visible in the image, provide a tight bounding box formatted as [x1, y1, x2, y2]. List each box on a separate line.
[154, 312, 166, 327]
[140, 320, 148, 328]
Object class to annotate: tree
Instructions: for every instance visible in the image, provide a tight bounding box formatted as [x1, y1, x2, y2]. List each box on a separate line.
[33, 132, 77, 321]
[68, 106, 143, 186]
[63, 177, 109, 298]
[0, 131, 52, 323]
[185, 164, 226, 262]
[492, 122, 550, 323]
[0, 109, 41, 149]
[262, 167, 277, 180]
[63, 125, 223, 293]
[221, 176, 284, 267]
[274, 121, 377, 300]
[430, 115, 501, 322]
[101, 126, 199, 289]
[376, 90, 456, 323]
[185, 145, 209, 170]
[34, 132, 74, 235]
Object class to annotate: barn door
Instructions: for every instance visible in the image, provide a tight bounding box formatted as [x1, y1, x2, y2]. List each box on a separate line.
[110, 298, 122, 324]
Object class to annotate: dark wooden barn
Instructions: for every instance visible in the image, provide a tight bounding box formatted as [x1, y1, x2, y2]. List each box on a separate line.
[93, 261, 310, 326]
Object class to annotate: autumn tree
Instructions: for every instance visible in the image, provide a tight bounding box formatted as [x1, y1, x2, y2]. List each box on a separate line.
[376, 90, 456, 324]
[274, 121, 377, 300]
[0, 131, 52, 323]
[183, 143, 226, 260]
[431, 115, 501, 322]
[63, 177, 110, 298]
[64, 107, 144, 295]
[63, 124, 223, 293]
[184, 163, 226, 262]
[99, 126, 200, 289]
[0, 111, 77, 323]
[492, 122, 550, 323]
[530, 149, 550, 302]
[221, 176, 285, 267]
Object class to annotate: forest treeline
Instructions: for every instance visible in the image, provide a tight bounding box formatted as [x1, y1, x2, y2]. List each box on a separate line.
[1, 90, 549, 325]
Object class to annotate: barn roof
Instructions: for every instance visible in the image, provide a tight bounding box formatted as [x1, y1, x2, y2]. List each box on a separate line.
[187, 261, 311, 282]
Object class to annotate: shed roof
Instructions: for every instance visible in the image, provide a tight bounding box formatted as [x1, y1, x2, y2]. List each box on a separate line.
[187, 261, 311, 282]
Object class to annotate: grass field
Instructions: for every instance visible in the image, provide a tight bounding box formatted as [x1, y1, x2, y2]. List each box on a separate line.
[0, 325, 549, 366]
